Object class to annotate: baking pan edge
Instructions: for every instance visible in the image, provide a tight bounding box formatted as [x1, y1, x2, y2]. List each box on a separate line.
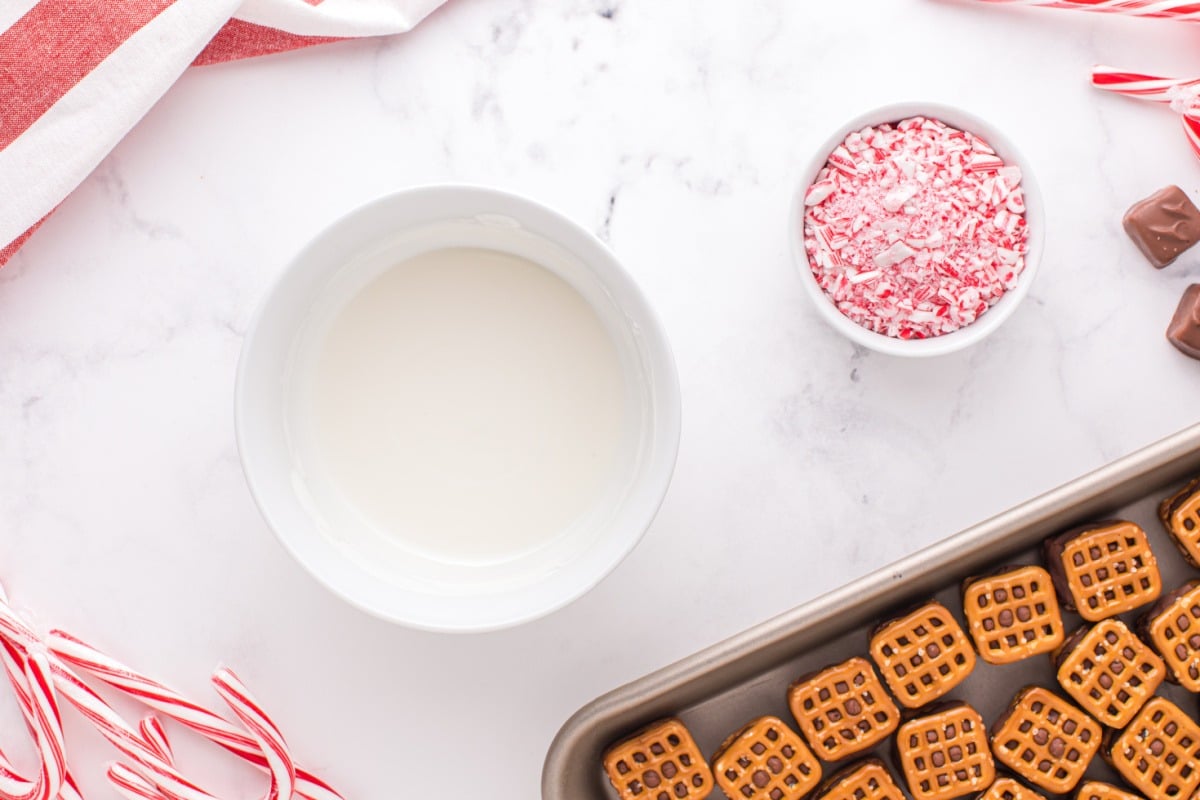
[542, 423, 1200, 799]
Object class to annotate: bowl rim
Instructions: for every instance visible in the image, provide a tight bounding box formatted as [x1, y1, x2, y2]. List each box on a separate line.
[234, 184, 682, 633]
[788, 101, 1046, 357]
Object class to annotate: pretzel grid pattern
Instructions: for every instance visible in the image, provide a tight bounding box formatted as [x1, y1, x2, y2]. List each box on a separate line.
[1144, 582, 1200, 691]
[991, 686, 1100, 793]
[713, 716, 821, 800]
[869, 602, 975, 708]
[896, 703, 994, 800]
[604, 718, 712, 800]
[1056, 619, 1165, 728]
[963, 567, 1063, 665]
[1076, 781, 1144, 800]
[817, 760, 905, 800]
[1058, 523, 1161, 621]
[788, 657, 899, 761]
[1107, 697, 1200, 800]
[1160, 479, 1200, 566]
[980, 776, 1047, 800]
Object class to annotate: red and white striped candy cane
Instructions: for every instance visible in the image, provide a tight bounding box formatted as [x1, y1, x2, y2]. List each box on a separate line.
[51, 667, 221, 800]
[1092, 66, 1200, 102]
[108, 717, 175, 800]
[0, 647, 65, 800]
[48, 632, 342, 800]
[0, 599, 217, 800]
[968, 0, 1200, 20]
[212, 670, 295, 800]
[1091, 66, 1200, 159]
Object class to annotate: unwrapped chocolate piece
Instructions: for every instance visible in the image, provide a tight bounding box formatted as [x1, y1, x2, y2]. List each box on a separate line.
[1167, 284, 1200, 360]
[1124, 186, 1200, 268]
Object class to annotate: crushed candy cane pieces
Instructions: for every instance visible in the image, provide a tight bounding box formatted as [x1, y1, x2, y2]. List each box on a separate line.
[803, 116, 1029, 339]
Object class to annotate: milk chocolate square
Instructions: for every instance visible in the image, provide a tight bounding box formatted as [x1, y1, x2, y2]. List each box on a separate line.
[603, 718, 713, 800]
[711, 716, 821, 800]
[1124, 186, 1200, 268]
[1167, 284, 1200, 359]
[990, 686, 1101, 794]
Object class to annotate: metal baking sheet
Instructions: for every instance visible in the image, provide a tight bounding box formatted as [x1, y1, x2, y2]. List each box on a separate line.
[543, 423, 1200, 800]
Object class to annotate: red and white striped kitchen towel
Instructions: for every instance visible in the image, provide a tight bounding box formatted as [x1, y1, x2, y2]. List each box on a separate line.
[0, 0, 447, 267]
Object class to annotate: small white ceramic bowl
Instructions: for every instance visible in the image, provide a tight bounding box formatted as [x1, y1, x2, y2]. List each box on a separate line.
[236, 186, 681, 632]
[789, 102, 1045, 357]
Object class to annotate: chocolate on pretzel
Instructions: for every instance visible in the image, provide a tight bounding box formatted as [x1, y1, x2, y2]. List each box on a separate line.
[896, 701, 995, 800]
[712, 716, 821, 800]
[1054, 618, 1165, 729]
[1103, 696, 1200, 800]
[603, 718, 713, 800]
[1044, 521, 1162, 621]
[1159, 478, 1200, 567]
[787, 656, 899, 762]
[869, 601, 975, 709]
[990, 686, 1100, 794]
[979, 777, 1048, 800]
[1139, 580, 1200, 691]
[962, 566, 1064, 665]
[815, 759, 905, 800]
[1075, 782, 1145, 800]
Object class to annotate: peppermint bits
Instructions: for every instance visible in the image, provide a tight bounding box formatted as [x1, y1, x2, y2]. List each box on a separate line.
[803, 117, 1029, 340]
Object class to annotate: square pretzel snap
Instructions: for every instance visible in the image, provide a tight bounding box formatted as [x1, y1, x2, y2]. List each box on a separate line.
[896, 701, 995, 800]
[1160, 478, 1200, 567]
[712, 716, 821, 800]
[990, 686, 1100, 794]
[1104, 696, 1200, 800]
[979, 777, 1047, 800]
[1044, 521, 1162, 621]
[869, 601, 975, 709]
[1075, 782, 1143, 800]
[816, 759, 905, 800]
[604, 718, 713, 800]
[962, 566, 1064, 665]
[1139, 580, 1200, 691]
[1054, 618, 1165, 729]
[788, 656, 899, 762]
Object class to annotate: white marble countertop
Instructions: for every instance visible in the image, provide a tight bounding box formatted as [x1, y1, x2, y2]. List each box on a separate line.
[2, 1, 1200, 797]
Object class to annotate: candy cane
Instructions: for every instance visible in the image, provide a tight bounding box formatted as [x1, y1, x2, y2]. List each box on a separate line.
[212, 670, 295, 800]
[1090, 65, 1200, 159]
[968, 0, 1200, 20]
[0, 646, 65, 800]
[47, 632, 341, 800]
[139, 717, 173, 766]
[51, 667, 220, 800]
[108, 717, 175, 800]
[0, 599, 216, 800]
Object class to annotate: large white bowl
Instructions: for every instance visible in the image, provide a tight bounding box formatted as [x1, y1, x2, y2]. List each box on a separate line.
[790, 102, 1045, 357]
[236, 186, 681, 632]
